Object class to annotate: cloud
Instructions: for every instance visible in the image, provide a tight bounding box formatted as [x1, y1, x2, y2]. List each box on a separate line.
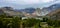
[0, 0, 55, 4]
[0, 0, 40, 4]
[39, 0, 54, 3]
[0, 0, 60, 9]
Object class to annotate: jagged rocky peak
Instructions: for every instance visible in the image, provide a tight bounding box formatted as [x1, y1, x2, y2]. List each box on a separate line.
[35, 8, 42, 16]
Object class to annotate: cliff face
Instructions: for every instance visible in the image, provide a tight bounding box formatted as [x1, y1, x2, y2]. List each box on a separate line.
[47, 8, 60, 20]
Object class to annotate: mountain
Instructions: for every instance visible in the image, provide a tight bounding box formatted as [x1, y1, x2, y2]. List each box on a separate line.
[15, 8, 36, 14]
[1, 3, 60, 16]
[0, 7, 14, 15]
[0, 7, 14, 11]
[46, 8, 60, 20]
[41, 3, 60, 16]
[47, 8, 60, 16]
[43, 3, 60, 11]
[15, 3, 60, 16]
[48, 3, 60, 11]
[0, 7, 24, 16]
[12, 3, 60, 16]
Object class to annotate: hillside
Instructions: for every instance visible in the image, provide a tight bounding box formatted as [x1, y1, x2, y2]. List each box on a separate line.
[46, 8, 60, 20]
[0, 7, 23, 16]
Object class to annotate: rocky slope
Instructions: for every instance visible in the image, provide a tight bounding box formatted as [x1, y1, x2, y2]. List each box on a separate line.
[46, 8, 60, 20]
[0, 7, 23, 16]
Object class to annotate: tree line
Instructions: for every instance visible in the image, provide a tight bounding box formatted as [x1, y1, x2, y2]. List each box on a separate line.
[0, 14, 60, 28]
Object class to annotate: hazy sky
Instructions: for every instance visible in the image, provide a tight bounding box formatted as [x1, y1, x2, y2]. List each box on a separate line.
[0, 0, 60, 9]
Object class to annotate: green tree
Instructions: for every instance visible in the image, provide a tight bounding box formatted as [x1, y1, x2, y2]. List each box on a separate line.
[23, 18, 41, 27]
[42, 17, 48, 22]
[12, 16, 21, 28]
[54, 20, 60, 27]
[47, 19, 55, 26]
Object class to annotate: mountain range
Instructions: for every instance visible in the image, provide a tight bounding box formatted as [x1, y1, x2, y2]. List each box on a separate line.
[41, 3, 60, 16]
[15, 3, 60, 16]
[15, 8, 36, 14]
[0, 3, 60, 17]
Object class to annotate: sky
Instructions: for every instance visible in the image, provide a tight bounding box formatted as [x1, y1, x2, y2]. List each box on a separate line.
[0, 0, 60, 9]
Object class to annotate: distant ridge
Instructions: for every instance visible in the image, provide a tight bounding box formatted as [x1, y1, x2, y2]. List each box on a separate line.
[15, 8, 36, 14]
